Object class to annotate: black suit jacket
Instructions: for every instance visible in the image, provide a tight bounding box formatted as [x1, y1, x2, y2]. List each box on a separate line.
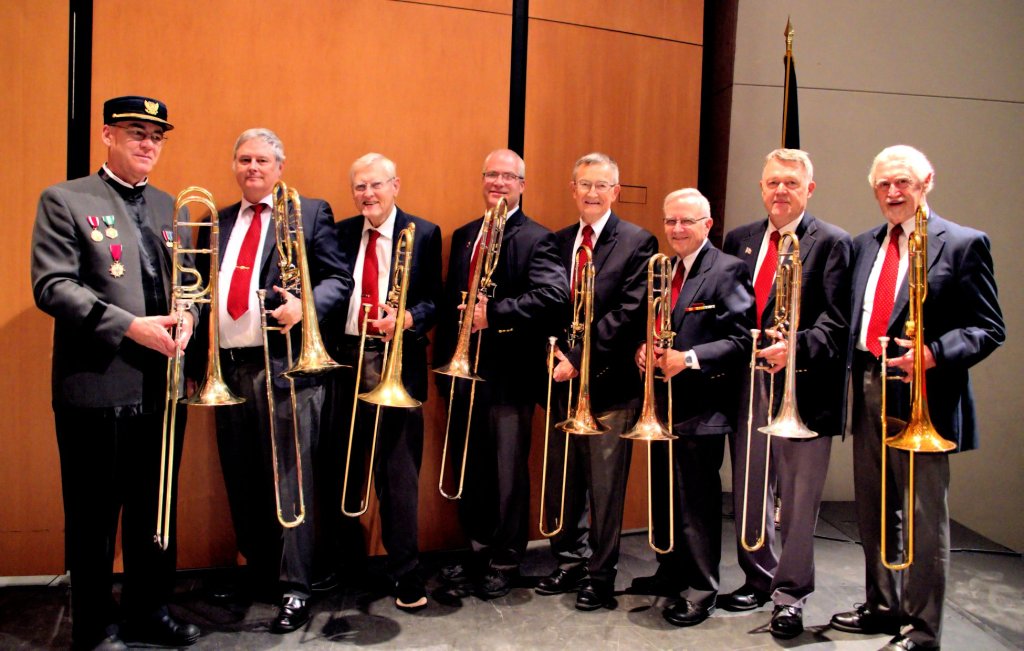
[32, 172, 193, 410]
[326, 208, 442, 401]
[723, 213, 853, 436]
[434, 208, 569, 405]
[845, 212, 1004, 452]
[664, 243, 755, 436]
[555, 213, 658, 412]
[193, 195, 350, 388]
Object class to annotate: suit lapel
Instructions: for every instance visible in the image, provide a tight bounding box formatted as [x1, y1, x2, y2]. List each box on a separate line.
[672, 244, 711, 327]
[852, 225, 885, 335]
[888, 212, 946, 333]
[591, 213, 620, 277]
[218, 203, 242, 271]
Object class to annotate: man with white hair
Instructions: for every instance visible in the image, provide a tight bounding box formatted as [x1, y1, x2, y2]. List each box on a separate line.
[830, 145, 1004, 650]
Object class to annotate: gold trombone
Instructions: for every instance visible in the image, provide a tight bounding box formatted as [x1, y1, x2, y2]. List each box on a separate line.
[621, 253, 677, 553]
[740, 232, 816, 552]
[341, 224, 421, 517]
[880, 206, 953, 571]
[257, 182, 343, 528]
[538, 245, 605, 537]
[156, 186, 244, 551]
[435, 197, 509, 500]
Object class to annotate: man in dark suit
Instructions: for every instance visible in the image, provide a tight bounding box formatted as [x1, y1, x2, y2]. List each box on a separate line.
[719, 149, 852, 638]
[200, 128, 349, 633]
[434, 149, 568, 598]
[629, 188, 755, 627]
[830, 145, 1004, 651]
[319, 153, 441, 612]
[31, 95, 201, 650]
[534, 152, 657, 611]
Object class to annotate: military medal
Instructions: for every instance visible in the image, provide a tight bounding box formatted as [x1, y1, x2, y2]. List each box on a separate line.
[102, 215, 119, 239]
[87, 216, 104, 242]
[162, 229, 174, 248]
[109, 244, 125, 278]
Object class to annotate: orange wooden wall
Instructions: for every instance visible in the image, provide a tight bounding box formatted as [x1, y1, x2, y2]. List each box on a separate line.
[2, 0, 703, 574]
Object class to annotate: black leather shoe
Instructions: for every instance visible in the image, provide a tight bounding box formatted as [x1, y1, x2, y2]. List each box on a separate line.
[536, 566, 586, 595]
[626, 570, 683, 597]
[477, 568, 512, 599]
[121, 612, 200, 647]
[663, 599, 715, 627]
[395, 573, 428, 612]
[880, 634, 937, 650]
[271, 596, 310, 634]
[770, 605, 804, 639]
[830, 603, 901, 635]
[575, 579, 613, 611]
[718, 584, 771, 611]
[440, 562, 474, 586]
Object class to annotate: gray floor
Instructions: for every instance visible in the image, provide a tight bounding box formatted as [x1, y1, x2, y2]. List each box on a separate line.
[2, 502, 1021, 650]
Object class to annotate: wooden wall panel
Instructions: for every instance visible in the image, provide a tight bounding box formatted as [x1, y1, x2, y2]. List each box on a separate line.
[532, 0, 703, 45]
[522, 8, 703, 532]
[0, 0, 69, 577]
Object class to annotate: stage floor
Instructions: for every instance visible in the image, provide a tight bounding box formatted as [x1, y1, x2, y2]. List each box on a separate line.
[2, 501, 1021, 650]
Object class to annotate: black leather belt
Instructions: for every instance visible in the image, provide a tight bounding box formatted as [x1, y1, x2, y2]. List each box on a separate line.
[338, 334, 385, 352]
[220, 346, 264, 364]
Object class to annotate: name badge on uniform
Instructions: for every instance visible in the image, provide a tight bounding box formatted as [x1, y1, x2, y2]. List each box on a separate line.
[87, 216, 104, 242]
[109, 244, 125, 278]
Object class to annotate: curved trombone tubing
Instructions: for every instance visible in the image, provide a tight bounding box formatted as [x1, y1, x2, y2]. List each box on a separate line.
[879, 336, 913, 570]
[436, 198, 509, 500]
[739, 328, 773, 552]
[156, 186, 244, 551]
[538, 337, 570, 538]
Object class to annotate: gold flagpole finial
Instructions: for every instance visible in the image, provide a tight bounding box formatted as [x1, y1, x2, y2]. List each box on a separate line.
[785, 17, 794, 55]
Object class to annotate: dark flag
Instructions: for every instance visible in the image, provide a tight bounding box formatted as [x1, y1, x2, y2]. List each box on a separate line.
[782, 18, 799, 149]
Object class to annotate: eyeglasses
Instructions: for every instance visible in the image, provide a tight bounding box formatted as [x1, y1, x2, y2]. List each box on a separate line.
[874, 177, 915, 192]
[483, 171, 524, 183]
[763, 179, 803, 190]
[664, 217, 706, 228]
[353, 178, 395, 193]
[574, 180, 616, 193]
[111, 124, 167, 144]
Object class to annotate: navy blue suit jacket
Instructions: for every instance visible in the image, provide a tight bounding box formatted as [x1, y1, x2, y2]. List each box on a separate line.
[723, 213, 853, 436]
[845, 212, 1004, 451]
[327, 208, 442, 401]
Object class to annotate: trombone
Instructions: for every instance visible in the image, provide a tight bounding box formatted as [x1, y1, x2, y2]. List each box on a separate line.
[257, 181, 343, 528]
[434, 197, 509, 500]
[621, 253, 677, 553]
[880, 206, 953, 571]
[538, 245, 605, 537]
[341, 224, 421, 518]
[156, 186, 244, 551]
[740, 232, 816, 552]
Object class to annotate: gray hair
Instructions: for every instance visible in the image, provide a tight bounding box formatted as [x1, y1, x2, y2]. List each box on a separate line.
[350, 152, 397, 182]
[868, 145, 935, 193]
[233, 128, 286, 163]
[482, 149, 526, 178]
[664, 188, 711, 218]
[765, 148, 814, 181]
[572, 152, 619, 184]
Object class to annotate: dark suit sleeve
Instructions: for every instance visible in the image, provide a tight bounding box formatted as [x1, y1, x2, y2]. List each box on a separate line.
[690, 256, 756, 374]
[407, 222, 442, 337]
[930, 232, 1004, 369]
[487, 229, 569, 329]
[795, 232, 853, 368]
[31, 185, 135, 348]
[588, 231, 658, 361]
[307, 200, 352, 320]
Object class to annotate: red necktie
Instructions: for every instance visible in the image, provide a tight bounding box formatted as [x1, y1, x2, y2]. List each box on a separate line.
[670, 263, 684, 310]
[867, 226, 903, 356]
[753, 230, 781, 328]
[575, 224, 594, 291]
[227, 203, 264, 320]
[467, 223, 493, 289]
[359, 229, 381, 331]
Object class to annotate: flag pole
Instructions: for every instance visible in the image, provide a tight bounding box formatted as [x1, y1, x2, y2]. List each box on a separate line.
[782, 17, 795, 148]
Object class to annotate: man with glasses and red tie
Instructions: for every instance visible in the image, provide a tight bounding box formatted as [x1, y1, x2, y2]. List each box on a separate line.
[434, 149, 568, 600]
[196, 128, 349, 634]
[830, 145, 1003, 651]
[318, 153, 441, 612]
[32, 95, 202, 651]
[627, 188, 754, 627]
[719, 149, 852, 639]
[533, 153, 657, 611]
